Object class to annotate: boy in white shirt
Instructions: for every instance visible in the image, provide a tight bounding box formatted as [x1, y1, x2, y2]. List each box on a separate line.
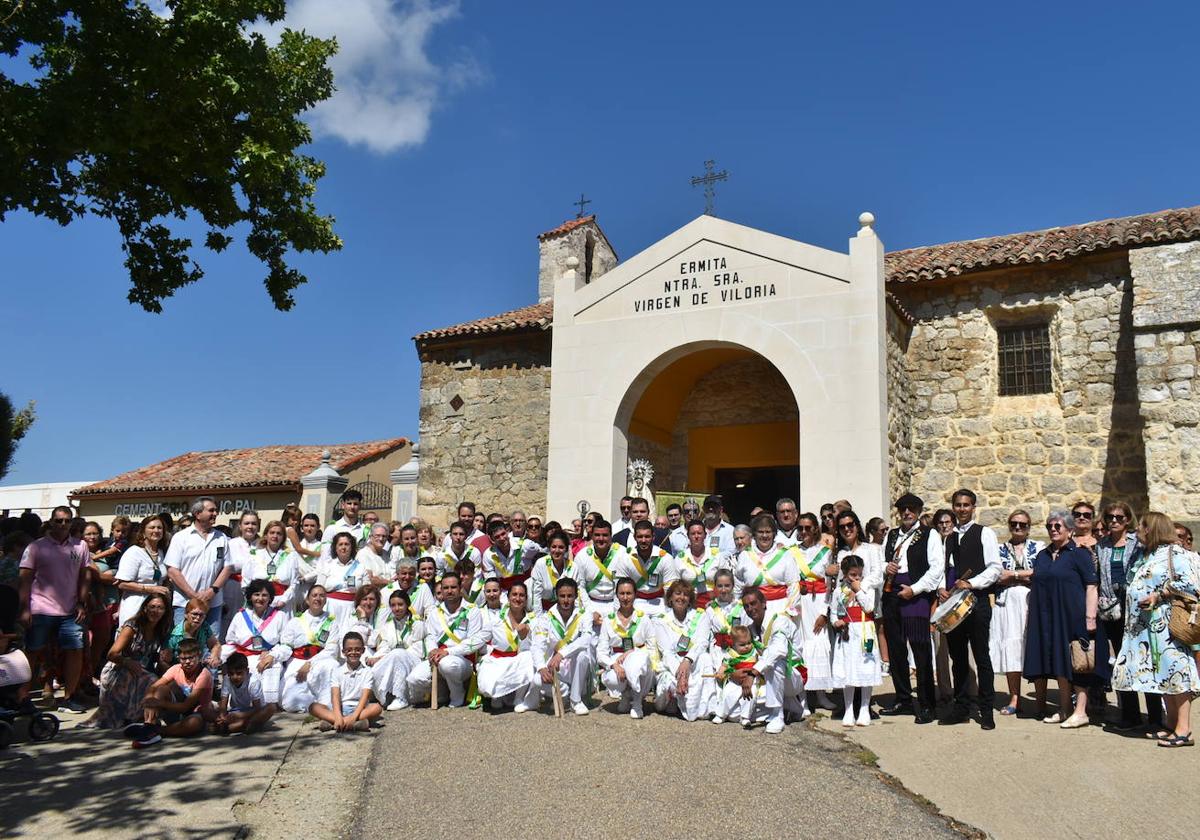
[214, 652, 275, 734]
[310, 632, 383, 733]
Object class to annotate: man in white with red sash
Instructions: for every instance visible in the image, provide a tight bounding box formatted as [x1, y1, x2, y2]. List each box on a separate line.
[533, 577, 596, 716]
[611, 520, 675, 616]
[320, 490, 370, 560]
[740, 586, 805, 733]
[405, 571, 484, 708]
[732, 515, 800, 619]
[573, 520, 629, 631]
[480, 521, 533, 601]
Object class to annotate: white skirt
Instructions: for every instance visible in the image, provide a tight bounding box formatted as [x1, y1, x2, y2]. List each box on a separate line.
[477, 650, 538, 699]
[279, 655, 335, 713]
[655, 652, 716, 721]
[989, 586, 1030, 673]
[370, 648, 422, 701]
[832, 620, 883, 687]
[797, 594, 838, 690]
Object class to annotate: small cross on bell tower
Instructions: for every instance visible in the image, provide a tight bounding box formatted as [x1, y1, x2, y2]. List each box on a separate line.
[690, 159, 729, 215]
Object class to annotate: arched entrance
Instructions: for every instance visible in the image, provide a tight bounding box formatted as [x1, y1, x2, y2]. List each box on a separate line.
[614, 342, 800, 524]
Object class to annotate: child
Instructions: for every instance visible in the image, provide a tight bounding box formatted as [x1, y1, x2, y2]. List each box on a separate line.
[214, 652, 275, 735]
[712, 625, 765, 726]
[309, 631, 382, 733]
[832, 555, 882, 727]
[129, 638, 214, 747]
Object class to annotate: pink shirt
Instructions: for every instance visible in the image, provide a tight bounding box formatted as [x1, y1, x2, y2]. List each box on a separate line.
[19, 536, 90, 616]
[162, 663, 214, 707]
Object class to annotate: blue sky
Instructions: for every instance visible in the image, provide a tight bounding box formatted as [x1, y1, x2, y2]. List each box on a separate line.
[3, 1, 1198, 486]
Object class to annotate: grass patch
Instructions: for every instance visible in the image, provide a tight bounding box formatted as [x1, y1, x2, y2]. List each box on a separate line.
[853, 747, 879, 767]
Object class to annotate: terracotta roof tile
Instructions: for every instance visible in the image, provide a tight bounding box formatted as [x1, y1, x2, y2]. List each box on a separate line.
[71, 438, 408, 497]
[537, 215, 595, 241]
[885, 205, 1200, 284]
[413, 301, 553, 342]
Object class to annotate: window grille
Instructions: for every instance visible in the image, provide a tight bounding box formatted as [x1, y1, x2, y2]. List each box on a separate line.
[998, 323, 1052, 396]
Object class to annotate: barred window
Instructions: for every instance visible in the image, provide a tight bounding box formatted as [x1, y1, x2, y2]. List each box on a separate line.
[998, 323, 1052, 396]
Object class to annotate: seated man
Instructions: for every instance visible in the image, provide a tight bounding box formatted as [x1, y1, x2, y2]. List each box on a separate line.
[533, 577, 596, 716]
[738, 586, 805, 734]
[405, 572, 483, 707]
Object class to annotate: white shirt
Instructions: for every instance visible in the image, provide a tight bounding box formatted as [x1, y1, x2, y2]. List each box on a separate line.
[321, 519, 370, 559]
[573, 543, 630, 607]
[611, 546, 676, 596]
[596, 608, 653, 668]
[164, 525, 232, 608]
[221, 607, 289, 660]
[424, 601, 485, 658]
[441, 529, 486, 552]
[532, 607, 593, 667]
[222, 673, 264, 711]
[326, 661, 375, 709]
[886, 523, 945, 595]
[115, 545, 165, 624]
[951, 521, 1002, 590]
[527, 554, 589, 613]
[775, 528, 802, 548]
[667, 527, 689, 555]
[438, 544, 483, 576]
[705, 521, 738, 561]
[316, 556, 374, 595]
[654, 608, 709, 674]
[240, 547, 301, 608]
[373, 614, 426, 659]
[480, 538, 534, 582]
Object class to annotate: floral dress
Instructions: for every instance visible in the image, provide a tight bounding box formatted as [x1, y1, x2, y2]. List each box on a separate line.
[89, 620, 165, 728]
[1112, 546, 1200, 695]
[990, 539, 1042, 673]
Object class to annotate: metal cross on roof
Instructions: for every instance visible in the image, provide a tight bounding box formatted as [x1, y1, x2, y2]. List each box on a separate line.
[573, 193, 592, 219]
[690, 159, 729, 215]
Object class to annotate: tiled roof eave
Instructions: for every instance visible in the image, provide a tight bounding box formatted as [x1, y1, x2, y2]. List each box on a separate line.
[71, 480, 302, 499]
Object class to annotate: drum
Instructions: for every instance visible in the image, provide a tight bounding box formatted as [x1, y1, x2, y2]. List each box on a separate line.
[930, 589, 977, 634]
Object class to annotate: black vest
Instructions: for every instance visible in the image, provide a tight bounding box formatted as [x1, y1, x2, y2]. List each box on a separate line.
[885, 526, 932, 581]
[946, 524, 984, 580]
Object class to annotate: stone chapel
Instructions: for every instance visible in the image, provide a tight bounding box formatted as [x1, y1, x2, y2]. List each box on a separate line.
[413, 206, 1200, 529]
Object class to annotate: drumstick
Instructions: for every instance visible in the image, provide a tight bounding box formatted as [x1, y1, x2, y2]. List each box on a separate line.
[551, 669, 565, 718]
[430, 663, 439, 710]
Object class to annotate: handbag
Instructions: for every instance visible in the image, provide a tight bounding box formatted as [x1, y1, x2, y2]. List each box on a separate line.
[1070, 638, 1095, 674]
[1164, 547, 1200, 646]
[1097, 593, 1122, 623]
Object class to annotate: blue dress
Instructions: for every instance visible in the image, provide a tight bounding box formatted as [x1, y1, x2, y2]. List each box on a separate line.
[1111, 546, 1200, 695]
[1022, 540, 1110, 685]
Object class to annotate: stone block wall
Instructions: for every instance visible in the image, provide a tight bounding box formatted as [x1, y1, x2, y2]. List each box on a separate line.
[1130, 242, 1200, 524]
[886, 302, 914, 500]
[416, 332, 551, 529]
[894, 253, 1147, 526]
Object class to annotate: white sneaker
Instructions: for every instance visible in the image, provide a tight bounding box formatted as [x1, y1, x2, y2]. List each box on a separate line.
[386, 698, 409, 711]
[572, 701, 590, 716]
[514, 702, 530, 714]
[740, 716, 753, 728]
[765, 714, 785, 734]
[711, 715, 724, 725]
[629, 705, 643, 720]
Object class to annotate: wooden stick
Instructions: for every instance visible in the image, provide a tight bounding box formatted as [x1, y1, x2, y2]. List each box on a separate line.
[430, 664, 439, 710]
[551, 669, 564, 718]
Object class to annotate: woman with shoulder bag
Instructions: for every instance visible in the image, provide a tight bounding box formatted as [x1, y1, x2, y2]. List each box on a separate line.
[1112, 512, 1200, 747]
[1096, 503, 1161, 732]
[1022, 510, 1109, 729]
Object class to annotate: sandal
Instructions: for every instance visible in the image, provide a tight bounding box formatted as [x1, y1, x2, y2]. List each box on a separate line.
[1000, 705, 1017, 716]
[1157, 733, 1194, 748]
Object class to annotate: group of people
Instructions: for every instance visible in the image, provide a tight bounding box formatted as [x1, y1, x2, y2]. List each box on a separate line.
[4, 485, 1198, 749]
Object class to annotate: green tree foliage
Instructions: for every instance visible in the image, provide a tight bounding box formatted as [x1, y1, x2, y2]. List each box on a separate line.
[0, 1, 342, 311]
[0, 393, 36, 481]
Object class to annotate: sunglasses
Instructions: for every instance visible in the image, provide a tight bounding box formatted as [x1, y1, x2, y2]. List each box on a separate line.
[1008, 521, 1030, 529]
[1104, 514, 1127, 523]
[837, 522, 857, 531]
[1047, 523, 1067, 531]
[797, 525, 816, 532]
[1071, 510, 1093, 519]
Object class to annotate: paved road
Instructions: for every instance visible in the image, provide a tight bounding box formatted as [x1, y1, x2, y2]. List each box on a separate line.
[352, 699, 969, 840]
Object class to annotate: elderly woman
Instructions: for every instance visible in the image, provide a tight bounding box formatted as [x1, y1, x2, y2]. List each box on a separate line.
[1096, 502, 1157, 732]
[653, 580, 716, 720]
[733, 514, 800, 619]
[1022, 509, 1109, 728]
[1112, 512, 1200, 747]
[991, 509, 1042, 715]
[733, 524, 752, 554]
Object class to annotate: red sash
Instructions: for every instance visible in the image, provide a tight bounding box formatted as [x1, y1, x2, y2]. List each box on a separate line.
[271, 581, 287, 596]
[490, 649, 518, 658]
[292, 644, 321, 660]
[231, 572, 243, 583]
[732, 660, 756, 672]
[436, 644, 477, 665]
[799, 579, 827, 595]
[498, 572, 530, 590]
[760, 584, 789, 601]
[636, 589, 664, 600]
[695, 591, 714, 609]
[846, 605, 874, 622]
[234, 643, 266, 657]
[714, 632, 732, 649]
[326, 590, 355, 601]
[541, 599, 555, 612]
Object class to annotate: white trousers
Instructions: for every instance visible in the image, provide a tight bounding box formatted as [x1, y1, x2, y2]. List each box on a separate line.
[406, 654, 474, 706]
[245, 653, 284, 705]
[599, 648, 654, 700]
[280, 656, 335, 713]
[370, 648, 422, 703]
[541, 648, 596, 705]
[655, 653, 716, 721]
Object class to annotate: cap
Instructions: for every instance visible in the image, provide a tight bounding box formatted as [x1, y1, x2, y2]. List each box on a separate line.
[894, 492, 924, 511]
[702, 494, 723, 510]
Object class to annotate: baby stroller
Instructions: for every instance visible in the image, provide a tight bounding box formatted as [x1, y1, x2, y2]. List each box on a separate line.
[0, 586, 60, 748]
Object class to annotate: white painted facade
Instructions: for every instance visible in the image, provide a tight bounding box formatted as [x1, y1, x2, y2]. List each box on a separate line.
[545, 213, 889, 523]
[0, 481, 90, 515]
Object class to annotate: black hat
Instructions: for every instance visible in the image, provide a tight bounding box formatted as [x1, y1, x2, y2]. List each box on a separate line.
[894, 492, 924, 511]
[702, 494, 723, 510]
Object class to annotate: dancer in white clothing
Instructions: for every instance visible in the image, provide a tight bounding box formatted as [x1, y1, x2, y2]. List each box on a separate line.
[529, 532, 588, 614]
[406, 572, 484, 707]
[611, 521, 675, 616]
[220, 579, 288, 705]
[712, 625, 768, 725]
[318, 533, 378, 623]
[652, 580, 716, 721]
[533, 577, 596, 715]
[597, 578, 655, 719]
[278, 586, 341, 713]
[440, 522, 483, 578]
[573, 521, 628, 632]
[476, 582, 540, 712]
[831, 556, 883, 726]
[239, 521, 300, 610]
[672, 520, 728, 609]
[368, 589, 426, 710]
[223, 511, 261, 637]
[732, 514, 801, 619]
[740, 586, 805, 733]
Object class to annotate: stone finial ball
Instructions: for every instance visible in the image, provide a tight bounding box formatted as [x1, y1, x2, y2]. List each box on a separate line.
[566, 256, 580, 269]
[859, 212, 875, 228]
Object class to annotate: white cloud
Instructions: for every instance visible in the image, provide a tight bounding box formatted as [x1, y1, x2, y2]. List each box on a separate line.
[255, 0, 478, 154]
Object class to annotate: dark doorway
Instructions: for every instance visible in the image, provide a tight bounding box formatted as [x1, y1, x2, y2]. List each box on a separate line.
[713, 466, 800, 525]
